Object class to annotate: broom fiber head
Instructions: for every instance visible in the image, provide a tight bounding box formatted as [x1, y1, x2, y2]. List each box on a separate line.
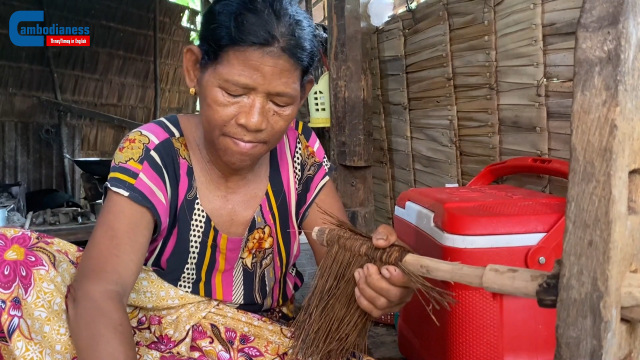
[289, 207, 453, 360]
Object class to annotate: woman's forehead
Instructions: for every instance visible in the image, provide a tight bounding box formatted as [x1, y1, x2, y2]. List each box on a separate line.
[206, 48, 302, 91]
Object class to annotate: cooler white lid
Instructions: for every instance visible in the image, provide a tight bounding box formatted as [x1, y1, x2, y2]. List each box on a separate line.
[394, 201, 546, 249]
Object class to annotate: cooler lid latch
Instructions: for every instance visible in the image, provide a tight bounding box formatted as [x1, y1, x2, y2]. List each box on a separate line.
[526, 216, 565, 271]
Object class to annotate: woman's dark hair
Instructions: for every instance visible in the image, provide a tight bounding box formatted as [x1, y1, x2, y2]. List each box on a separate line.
[199, 0, 320, 82]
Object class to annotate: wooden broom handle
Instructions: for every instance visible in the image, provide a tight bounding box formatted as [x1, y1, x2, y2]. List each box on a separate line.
[311, 227, 640, 311]
[312, 227, 546, 298]
[401, 254, 545, 299]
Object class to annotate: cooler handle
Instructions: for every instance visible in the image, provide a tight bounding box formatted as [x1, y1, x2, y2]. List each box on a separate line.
[467, 157, 569, 187]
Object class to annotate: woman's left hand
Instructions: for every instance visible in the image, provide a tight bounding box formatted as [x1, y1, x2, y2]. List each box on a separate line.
[353, 224, 415, 318]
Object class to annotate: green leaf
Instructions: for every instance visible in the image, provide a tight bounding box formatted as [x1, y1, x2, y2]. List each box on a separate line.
[170, 0, 190, 7]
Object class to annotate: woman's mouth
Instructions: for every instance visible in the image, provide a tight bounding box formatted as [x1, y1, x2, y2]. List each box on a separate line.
[229, 137, 261, 151]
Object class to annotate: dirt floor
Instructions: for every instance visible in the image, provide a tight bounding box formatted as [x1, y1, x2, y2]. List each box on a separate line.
[368, 324, 405, 359]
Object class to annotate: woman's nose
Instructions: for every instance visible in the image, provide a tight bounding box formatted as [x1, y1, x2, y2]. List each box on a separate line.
[236, 98, 268, 132]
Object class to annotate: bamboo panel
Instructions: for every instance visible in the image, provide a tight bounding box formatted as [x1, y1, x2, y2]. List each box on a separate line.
[371, 31, 394, 227]
[404, 1, 460, 188]
[543, 0, 581, 196]
[446, 0, 498, 184]
[495, 0, 547, 189]
[377, 20, 415, 211]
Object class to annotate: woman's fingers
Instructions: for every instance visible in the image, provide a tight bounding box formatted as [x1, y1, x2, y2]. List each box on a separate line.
[371, 224, 410, 249]
[354, 287, 384, 318]
[371, 224, 397, 248]
[354, 264, 414, 317]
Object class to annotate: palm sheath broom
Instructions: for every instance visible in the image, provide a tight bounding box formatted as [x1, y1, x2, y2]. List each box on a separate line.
[289, 209, 553, 360]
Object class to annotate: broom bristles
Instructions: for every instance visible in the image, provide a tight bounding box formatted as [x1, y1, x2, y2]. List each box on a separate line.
[288, 206, 454, 360]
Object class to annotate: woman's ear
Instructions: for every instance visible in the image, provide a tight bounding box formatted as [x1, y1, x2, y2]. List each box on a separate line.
[183, 45, 202, 90]
[301, 76, 315, 101]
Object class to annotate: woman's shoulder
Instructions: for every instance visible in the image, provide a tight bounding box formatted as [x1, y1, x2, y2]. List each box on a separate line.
[286, 119, 315, 142]
[112, 115, 184, 166]
[125, 115, 183, 147]
[284, 119, 325, 156]
[284, 119, 331, 173]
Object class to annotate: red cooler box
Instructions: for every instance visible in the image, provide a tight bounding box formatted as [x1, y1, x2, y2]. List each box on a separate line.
[394, 157, 568, 360]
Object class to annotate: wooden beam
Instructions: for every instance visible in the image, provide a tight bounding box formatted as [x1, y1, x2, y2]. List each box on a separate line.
[328, 0, 375, 233]
[555, 0, 640, 358]
[40, 97, 141, 130]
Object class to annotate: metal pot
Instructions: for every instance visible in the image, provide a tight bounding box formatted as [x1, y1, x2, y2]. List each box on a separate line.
[65, 155, 112, 178]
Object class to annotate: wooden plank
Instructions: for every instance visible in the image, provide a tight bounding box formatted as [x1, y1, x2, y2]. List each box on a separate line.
[414, 168, 457, 187]
[405, 13, 445, 38]
[40, 97, 141, 129]
[498, 83, 545, 105]
[555, 0, 640, 358]
[405, 24, 447, 49]
[379, 57, 405, 75]
[413, 153, 458, 177]
[412, 141, 458, 163]
[30, 223, 95, 243]
[378, 37, 404, 57]
[497, 105, 547, 127]
[545, 65, 575, 80]
[386, 119, 411, 138]
[329, 0, 374, 233]
[543, 0, 583, 12]
[500, 130, 548, 154]
[548, 120, 571, 135]
[450, 34, 494, 53]
[495, 0, 536, 14]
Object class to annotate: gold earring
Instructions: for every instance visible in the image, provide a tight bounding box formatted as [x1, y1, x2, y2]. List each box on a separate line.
[189, 87, 196, 96]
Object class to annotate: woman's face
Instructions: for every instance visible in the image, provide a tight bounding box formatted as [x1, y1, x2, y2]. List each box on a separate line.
[185, 47, 312, 171]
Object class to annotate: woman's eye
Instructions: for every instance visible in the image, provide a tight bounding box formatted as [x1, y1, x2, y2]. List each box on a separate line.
[272, 102, 288, 108]
[224, 90, 242, 98]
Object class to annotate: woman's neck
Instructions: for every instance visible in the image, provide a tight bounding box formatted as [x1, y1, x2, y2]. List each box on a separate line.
[186, 117, 268, 186]
[200, 142, 269, 185]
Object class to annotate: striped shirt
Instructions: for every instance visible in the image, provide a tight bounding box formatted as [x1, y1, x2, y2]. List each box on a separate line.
[105, 115, 333, 312]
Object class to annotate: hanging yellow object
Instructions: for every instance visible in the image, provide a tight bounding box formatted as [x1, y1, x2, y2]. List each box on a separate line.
[308, 72, 331, 127]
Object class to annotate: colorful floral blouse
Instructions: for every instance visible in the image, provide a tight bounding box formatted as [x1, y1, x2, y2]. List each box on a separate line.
[105, 115, 332, 313]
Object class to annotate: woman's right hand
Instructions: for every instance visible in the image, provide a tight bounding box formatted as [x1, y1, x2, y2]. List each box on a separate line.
[67, 191, 154, 360]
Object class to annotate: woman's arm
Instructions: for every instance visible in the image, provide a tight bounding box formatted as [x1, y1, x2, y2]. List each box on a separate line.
[301, 179, 414, 318]
[67, 191, 154, 360]
[299, 180, 346, 265]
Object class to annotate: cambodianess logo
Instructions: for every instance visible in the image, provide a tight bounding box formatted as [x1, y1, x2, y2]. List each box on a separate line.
[9, 10, 90, 47]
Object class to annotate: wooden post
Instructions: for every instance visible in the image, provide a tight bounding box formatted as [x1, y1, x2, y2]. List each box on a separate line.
[555, 0, 640, 358]
[328, 0, 375, 233]
[42, 0, 72, 196]
[153, 0, 161, 120]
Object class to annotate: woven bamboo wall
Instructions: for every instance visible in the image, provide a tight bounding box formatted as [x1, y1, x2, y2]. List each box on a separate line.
[374, 20, 417, 226]
[0, 0, 195, 193]
[370, 0, 580, 204]
[495, 0, 547, 191]
[371, 31, 395, 227]
[543, 0, 581, 196]
[403, 3, 460, 189]
[446, 0, 498, 185]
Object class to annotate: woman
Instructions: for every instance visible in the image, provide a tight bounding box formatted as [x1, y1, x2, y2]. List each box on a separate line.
[0, 0, 414, 359]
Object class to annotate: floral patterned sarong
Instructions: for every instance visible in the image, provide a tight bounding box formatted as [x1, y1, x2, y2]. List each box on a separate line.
[0, 228, 374, 360]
